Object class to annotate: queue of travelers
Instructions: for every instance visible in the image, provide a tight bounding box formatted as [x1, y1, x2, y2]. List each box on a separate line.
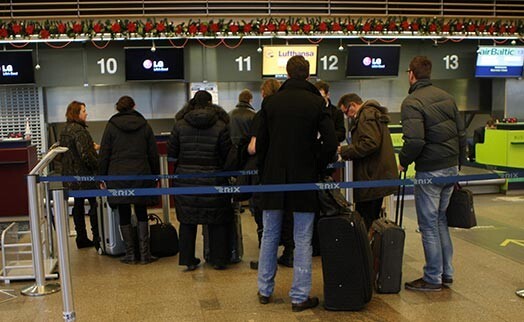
[58, 54, 466, 312]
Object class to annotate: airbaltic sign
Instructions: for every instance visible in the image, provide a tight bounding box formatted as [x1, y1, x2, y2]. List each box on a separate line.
[475, 46, 524, 77]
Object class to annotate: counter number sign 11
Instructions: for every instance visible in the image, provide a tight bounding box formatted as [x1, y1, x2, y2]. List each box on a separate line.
[235, 56, 252, 72]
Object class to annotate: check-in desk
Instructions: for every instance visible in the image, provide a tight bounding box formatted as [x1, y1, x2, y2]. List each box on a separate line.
[476, 123, 524, 168]
[0, 140, 38, 218]
[389, 125, 416, 178]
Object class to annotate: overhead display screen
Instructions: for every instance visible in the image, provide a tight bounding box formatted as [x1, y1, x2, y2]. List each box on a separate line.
[345, 45, 400, 78]
[125, 47, 184, 81]
[475, 46, 524, 78]
[262, 45, 318, 78]
[0, 50, 35, 85]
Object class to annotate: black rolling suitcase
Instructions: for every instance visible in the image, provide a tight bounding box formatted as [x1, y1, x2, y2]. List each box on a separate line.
[318, 209, 373, 311]
[369, 171, 406, 294]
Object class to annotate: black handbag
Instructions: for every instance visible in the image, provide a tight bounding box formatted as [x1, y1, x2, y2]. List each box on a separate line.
[446, 184, 477, 229]
[148, 214, 179, 257]
[318, 176, 352, 217]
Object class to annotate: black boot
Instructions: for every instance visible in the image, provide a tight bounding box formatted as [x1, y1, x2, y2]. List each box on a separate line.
[278, 247, 294, 268]
[73, 203, 93, 249]
[137, 221, 157, 265]
[120, 224, 137, 264]
[88, 199, 101, 252]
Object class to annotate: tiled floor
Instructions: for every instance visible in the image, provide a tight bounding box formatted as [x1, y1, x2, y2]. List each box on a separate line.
[1, 193, 523, 321]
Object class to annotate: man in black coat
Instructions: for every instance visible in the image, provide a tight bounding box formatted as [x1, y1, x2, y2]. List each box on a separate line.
[256, 55, 338, 311]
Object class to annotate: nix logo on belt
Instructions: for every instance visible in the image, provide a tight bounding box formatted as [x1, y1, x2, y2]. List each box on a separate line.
[108, 189, 136, 196]
[316, 182, 340, 190]
[73, 176, 96, 181]
[215, 186, 241, 193]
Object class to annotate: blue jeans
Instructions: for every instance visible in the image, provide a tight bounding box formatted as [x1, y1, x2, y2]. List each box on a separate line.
[257, 210, 314, 303]
[414, 166, 458, 284]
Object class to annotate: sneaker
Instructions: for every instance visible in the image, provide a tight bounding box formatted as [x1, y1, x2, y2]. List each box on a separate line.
[257, 292, 270, 305]
[291, 296, 319, 312]
[405, 278, 442, 292]
[442, 277, 453, 285]
[184, 258, 201, 272]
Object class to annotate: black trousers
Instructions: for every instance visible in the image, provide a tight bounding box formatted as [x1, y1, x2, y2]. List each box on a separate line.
[118, 204, 148, 225]
[356, 197, 384, 231]
[72, 197, 98, 238]
[179, 223, 228, 266]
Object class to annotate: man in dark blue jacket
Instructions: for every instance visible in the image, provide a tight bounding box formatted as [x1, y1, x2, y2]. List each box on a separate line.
[399, 56, 467, 292]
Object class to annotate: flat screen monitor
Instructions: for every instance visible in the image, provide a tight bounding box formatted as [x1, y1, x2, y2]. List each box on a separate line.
[262, 45, 318, 78]
[125, 47, 184, 81]
[345, 45, 400, 78]
[475, 46, 524, 78]
[0, 50, 34, 85]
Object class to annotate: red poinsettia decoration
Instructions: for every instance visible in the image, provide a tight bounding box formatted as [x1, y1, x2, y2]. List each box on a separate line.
[72, 23, 82, 33]
[93, 23, 103, 33]
[40, 29, 50, 39]
[156, 22, 165, 32]
[25, 24, 35, 35]
[57, 23, 66, 34]
[0, 17, 521, 40]
[111, 22, 121, 33]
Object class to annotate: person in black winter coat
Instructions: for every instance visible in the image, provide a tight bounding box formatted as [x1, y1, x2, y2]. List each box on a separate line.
[98, 96, 160, 265]
[256, 56, 338, 310]
[229, 89, 256, 145]
[167, 90, 233, 271]
[59, 101, 100, 250]
[314, 80, 346, 143]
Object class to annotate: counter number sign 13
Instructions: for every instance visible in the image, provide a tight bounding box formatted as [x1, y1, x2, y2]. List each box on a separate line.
[442, 54, 459, 70]
[97, 58, 118, 74]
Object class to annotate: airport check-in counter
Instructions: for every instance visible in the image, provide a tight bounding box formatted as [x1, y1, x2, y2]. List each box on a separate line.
[476, 123, 524, 190]
[476, 123, 524, 169]
[0, 140, 38, 218]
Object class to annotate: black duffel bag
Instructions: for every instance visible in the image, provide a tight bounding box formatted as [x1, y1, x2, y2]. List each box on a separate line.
[318, 176, 352, 217]
[446, 184, 477, 229]
[148, 214, 179, 257]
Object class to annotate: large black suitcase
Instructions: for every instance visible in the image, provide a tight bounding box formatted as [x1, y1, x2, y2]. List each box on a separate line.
[369, 172, 406, 294]
[318, 211, 373, 311]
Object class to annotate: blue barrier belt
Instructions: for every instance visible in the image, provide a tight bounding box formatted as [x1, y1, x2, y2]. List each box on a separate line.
[38, 161, 346, 183]
[67, 170, 524, 198]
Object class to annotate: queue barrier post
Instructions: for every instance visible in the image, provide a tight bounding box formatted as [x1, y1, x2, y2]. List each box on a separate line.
[52, 189, 76, 322]
[20, 175, 60, 296]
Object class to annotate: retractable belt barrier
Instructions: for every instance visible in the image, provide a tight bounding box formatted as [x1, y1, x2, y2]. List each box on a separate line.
[61, 169, 524, 199]
[38, 161, 345, 183]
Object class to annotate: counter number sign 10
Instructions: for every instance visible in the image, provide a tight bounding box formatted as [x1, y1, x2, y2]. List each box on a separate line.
[97, 58, 118, 74]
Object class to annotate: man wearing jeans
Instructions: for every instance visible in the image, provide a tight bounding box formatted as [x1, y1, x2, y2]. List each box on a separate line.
[399, 56, 467, 292]
[256, 55, 337, 311]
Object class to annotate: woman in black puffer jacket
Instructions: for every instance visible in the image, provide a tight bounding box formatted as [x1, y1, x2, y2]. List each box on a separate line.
[167, 90, 233, 271]
[98, 96, 160, 265]
[59, 101, 100, 250]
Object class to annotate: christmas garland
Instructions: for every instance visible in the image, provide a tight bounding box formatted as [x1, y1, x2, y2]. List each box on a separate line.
[0, 17, 523, 40]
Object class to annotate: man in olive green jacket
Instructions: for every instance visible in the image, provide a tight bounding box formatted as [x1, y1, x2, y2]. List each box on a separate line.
[338, 93, 398, 230]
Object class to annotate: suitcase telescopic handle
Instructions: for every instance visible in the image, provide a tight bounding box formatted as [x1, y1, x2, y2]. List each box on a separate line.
[395, 171, 406, 227]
